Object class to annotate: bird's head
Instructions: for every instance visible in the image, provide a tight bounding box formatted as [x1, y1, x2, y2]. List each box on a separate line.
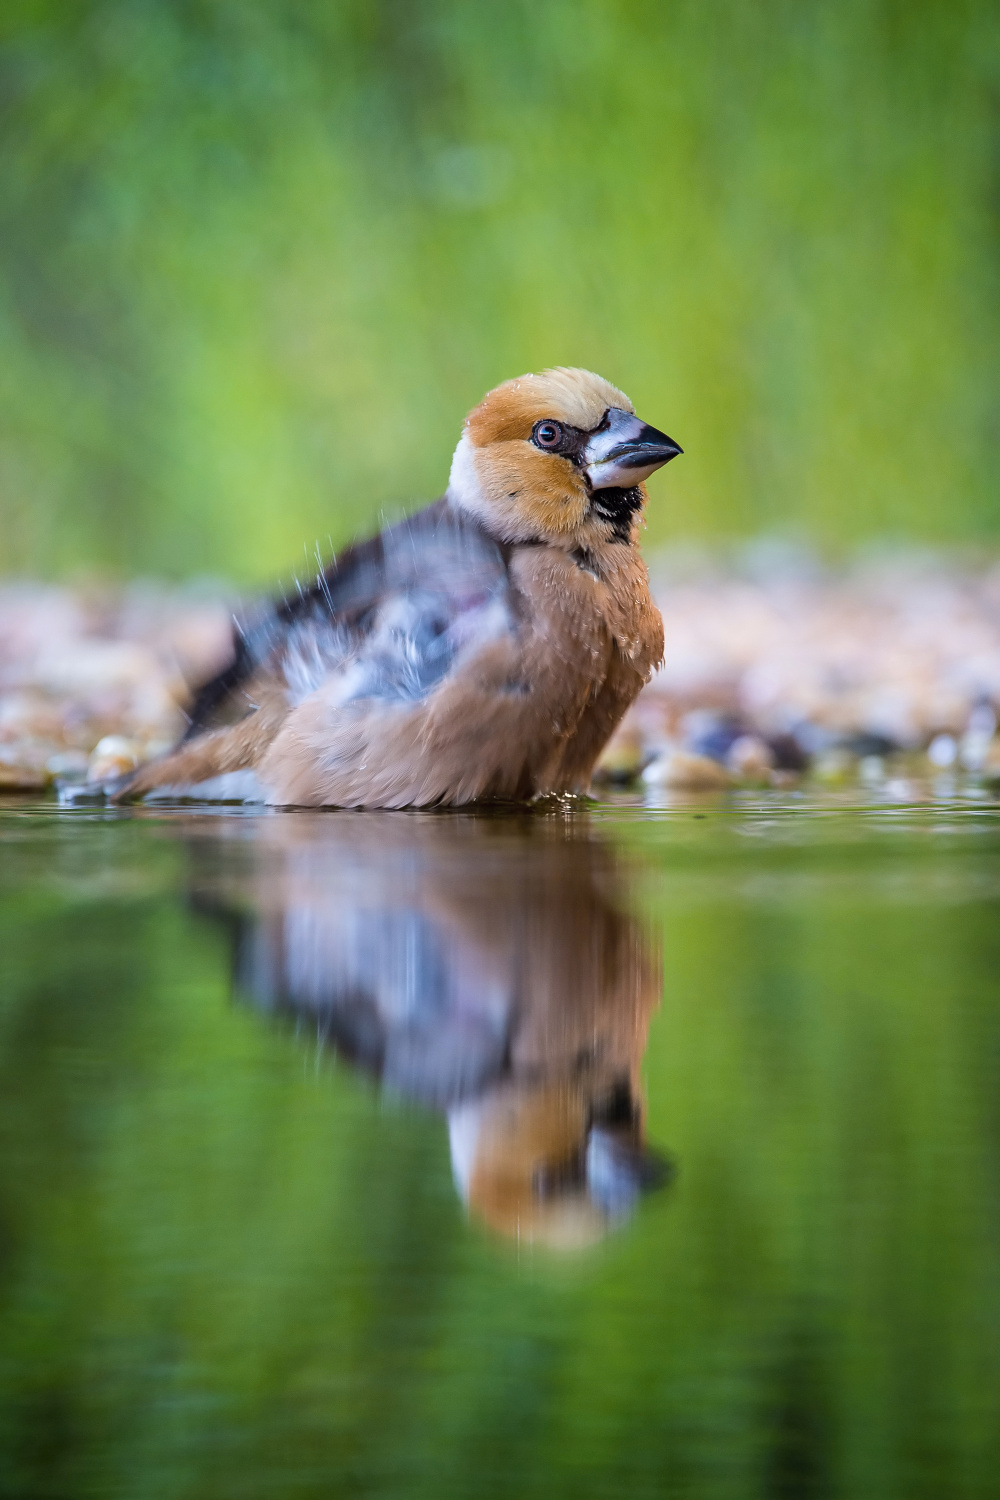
[447, 367, 681, 547]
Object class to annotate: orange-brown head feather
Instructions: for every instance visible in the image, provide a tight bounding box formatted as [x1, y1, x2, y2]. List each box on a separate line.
[448, 367, 676, 549]
[465, 368, 633, 447]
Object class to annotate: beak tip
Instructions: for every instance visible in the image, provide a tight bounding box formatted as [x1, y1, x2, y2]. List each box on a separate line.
[583, 412, 682, 490]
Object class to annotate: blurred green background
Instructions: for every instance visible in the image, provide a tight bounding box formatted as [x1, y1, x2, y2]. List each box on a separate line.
[0, 0, 998, 584]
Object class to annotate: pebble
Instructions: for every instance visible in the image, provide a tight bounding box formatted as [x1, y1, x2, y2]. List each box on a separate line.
[0, 762, 50, 791]
[927, 733, 957, 768]
[46, 749, 90, 778]
[87, 735, 142, 783]
[639, 549, 1000, 758]
[859, 755, 887, 784]
[980, 739, 1000, 785]
[0, 581, 232, 796]
[811, 749, 855, 784]
[726, 734, 775, 782]
[959, 706, 998, 771]
[593, 729, 646, 785]
[642, 750, 732, 790]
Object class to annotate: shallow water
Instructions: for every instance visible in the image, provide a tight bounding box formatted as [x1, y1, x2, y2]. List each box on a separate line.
[1, 792, 999, 1499]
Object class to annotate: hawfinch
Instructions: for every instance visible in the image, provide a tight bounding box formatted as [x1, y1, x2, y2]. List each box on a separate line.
[119, 367, 681, 807]
[188, 811, 669, 1246]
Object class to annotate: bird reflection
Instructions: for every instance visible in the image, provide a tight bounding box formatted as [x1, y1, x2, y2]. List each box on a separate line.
[185, 812, 671, 1249]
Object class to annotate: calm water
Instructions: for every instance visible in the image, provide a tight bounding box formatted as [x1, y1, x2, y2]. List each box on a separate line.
[1, 793, 999, 1498]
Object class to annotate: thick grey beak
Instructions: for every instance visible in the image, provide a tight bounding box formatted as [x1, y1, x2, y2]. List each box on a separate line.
[584, 407, 682, 490]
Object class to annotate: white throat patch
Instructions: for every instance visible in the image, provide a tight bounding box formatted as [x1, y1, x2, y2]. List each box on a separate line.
[446, 432, 489, 525]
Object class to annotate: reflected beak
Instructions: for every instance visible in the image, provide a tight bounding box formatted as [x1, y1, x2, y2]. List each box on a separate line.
[586, 1127, 673, 1220]
[584, 407, 682, 490]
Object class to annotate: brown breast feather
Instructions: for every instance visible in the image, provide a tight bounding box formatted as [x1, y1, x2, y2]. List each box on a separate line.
[258, 541, 661, 807]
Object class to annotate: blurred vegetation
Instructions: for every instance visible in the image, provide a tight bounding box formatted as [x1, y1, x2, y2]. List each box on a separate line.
[1, 805, 999, 1497]
[0, 0, 998, 583]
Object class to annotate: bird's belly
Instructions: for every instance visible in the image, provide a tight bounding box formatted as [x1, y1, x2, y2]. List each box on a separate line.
[258, 642, 608, 809]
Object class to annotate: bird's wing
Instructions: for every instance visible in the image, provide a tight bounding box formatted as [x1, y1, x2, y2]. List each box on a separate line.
[183, 499, 514, 740]
[189, 828, 514, 1104]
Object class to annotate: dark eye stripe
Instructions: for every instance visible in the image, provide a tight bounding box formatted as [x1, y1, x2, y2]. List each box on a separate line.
[529, 419, 592, 465]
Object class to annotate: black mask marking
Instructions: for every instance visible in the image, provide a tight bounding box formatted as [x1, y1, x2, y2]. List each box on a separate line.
[589, 485, 643, 542]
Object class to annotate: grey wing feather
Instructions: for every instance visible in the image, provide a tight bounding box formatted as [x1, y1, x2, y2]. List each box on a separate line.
[226, 850, 511, 1105]
[184, 500, 513, 738]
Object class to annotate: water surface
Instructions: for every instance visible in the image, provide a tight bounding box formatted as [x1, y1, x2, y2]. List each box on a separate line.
[1, 794, 998, 1498]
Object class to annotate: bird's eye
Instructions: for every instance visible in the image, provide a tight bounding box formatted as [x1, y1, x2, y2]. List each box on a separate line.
[532, 421, 563, 450]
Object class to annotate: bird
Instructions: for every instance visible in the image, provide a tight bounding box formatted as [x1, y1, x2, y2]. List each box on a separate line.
[114, 367, 681, 808]
[186, 810, 671, 1247]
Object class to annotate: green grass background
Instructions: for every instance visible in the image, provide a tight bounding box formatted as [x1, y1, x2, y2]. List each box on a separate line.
[0, 0, 998, 583]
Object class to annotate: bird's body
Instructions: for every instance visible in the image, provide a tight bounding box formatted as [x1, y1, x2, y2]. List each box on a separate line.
[118, 368, 680, 807]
